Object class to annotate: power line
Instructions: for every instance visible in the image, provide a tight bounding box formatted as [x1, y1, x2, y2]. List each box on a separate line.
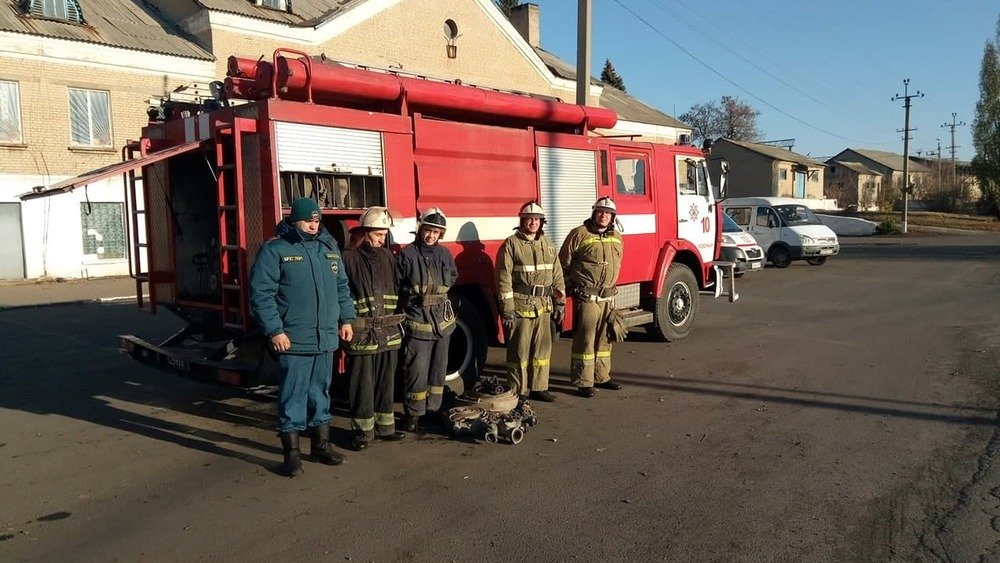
[610, 0, 882, 144]
[649, 0, 846, 115]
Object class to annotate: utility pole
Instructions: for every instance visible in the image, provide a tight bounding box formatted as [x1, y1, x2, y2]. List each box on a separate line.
[941, 113, 966, 189]
[575, 0, 591, 106]
[891, 79, 922, 234]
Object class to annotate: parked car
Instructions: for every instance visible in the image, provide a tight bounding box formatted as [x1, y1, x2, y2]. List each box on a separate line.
[722, 197, 839, 268]
[720, 212, 763, 276]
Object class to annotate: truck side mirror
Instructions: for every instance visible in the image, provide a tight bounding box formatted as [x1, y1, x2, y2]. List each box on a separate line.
[718, 160, 730, 200]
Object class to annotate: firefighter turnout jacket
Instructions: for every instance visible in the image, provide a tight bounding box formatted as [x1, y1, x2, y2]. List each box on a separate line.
[559, 219, 624, 299]
[496, 230, 566, 318]
[342, 244, 403, 355]
[397, 240, 459, 340]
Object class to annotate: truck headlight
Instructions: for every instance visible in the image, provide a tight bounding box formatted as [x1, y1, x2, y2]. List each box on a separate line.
[800, 235, 815, 245]
[722, 235, 735, 245]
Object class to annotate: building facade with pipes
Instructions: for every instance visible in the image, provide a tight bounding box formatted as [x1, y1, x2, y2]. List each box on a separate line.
[2, 0, 691, 280]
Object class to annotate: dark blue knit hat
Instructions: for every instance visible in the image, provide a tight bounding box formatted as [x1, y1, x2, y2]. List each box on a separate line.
[289, 198, 321, 222]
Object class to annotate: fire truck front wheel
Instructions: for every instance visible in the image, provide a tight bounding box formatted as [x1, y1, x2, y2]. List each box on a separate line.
[446, 292, 488, 393]
[653, 263, 700, 342]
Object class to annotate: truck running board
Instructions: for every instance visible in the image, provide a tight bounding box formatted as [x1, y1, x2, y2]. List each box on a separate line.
[621, 310, 654, 327]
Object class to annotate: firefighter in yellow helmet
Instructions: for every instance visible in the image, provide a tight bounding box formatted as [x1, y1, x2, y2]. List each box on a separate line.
[495, 201, 566, 402]
[559, 196, 624, 397]
[342, 207, 406, 450]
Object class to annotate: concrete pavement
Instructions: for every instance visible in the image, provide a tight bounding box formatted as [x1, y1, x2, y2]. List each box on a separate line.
[0, 276, 141, 309]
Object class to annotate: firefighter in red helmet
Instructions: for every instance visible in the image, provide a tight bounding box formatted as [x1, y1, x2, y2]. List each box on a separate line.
[559, 196, 625, 397]
[495, 201, 566, 402]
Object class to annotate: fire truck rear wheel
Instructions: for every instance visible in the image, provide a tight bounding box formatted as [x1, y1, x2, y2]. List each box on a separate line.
[446, 292, 488, 394]
[653, 263, 699, 342]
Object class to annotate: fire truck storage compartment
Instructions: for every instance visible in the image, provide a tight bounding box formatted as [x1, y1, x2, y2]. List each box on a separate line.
[168, 148, 223, 304]
[274, 121, 386, 210]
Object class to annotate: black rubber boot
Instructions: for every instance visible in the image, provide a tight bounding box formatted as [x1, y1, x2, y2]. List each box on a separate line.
[310, 424, 344, 466]
[279, 431, 304, 477]
[402, 415, 419, 432]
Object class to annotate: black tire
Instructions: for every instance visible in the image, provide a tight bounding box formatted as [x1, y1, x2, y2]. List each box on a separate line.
[653, 263, 699, 342]
[447, 292, 488, 391]
[769, 245, 792, 268]
[806, 257, 827, 266]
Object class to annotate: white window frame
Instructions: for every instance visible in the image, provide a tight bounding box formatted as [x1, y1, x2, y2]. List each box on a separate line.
[68, 88, 113, 148]
[0, 81, 23, 144]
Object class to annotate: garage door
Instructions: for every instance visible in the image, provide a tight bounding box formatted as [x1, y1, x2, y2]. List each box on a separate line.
[0, 203, 25, 279]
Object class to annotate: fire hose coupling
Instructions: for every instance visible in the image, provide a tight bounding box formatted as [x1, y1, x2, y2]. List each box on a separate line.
[447, 376, 538, 445]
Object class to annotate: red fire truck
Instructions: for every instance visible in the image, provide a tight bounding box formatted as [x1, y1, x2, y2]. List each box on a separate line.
[23, 48, 735, 388]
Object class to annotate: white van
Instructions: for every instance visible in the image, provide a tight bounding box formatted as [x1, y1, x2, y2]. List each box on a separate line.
[722, 197, 839, 268]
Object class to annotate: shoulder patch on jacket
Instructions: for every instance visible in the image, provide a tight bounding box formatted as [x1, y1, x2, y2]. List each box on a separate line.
[281, 255, 304, 263]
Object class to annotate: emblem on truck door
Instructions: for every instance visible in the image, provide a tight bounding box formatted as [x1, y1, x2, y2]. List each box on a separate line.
[689, 203, 700, 221]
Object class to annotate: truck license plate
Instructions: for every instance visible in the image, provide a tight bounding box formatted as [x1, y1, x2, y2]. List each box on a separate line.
[820, 249, 834, 255]
[166, 356, 189, 372]
[751, 262, 761, 269]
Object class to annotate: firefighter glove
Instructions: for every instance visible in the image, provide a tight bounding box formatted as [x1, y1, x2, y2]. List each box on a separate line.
[551, 307, 565, 326]
[502, 312, 516, 334]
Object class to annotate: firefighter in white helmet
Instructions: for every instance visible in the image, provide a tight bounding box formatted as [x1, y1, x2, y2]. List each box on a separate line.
[558, 196, 624, 397]
[495, 201, 566, 402]
[396, 207, 458, 431]
[342, 207, 406, 450]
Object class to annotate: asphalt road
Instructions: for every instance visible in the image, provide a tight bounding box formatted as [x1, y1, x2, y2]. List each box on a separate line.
[2, 235, 999, 562]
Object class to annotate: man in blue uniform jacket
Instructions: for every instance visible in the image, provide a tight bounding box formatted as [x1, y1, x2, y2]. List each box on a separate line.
[250, 197, 356, 477]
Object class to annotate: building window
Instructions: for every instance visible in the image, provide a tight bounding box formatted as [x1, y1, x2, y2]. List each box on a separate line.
[69, 89, 112, 147]
[22, 0, 84, 24]
[809, 171, 819, 182]
[81, 203, 126, 260]
[779, 169, 788, 181]
[829, 166, 837, 174]
[0, 81, 23, 144]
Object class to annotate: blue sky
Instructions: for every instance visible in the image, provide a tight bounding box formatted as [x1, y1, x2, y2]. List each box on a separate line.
[531, 0, 998, 161]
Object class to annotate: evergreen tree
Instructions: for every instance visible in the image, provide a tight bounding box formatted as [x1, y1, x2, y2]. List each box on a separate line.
[494, 0, 521, 20]
[600, 59, 627, 92]
[972, 16, 1000, 218]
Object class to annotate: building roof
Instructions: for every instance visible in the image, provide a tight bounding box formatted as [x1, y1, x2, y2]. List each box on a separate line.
[843, 148, 932, 173]
[0, 0, 213, 60]
[721, 138, 825, 168]
[533, 47, 688, 129]
[194, 0, 360, 26]
[829, 160, 882, 176]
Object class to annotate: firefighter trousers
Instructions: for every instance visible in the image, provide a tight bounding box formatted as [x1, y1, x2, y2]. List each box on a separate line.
[403, 337, 449, 416]
[570, 300, 614, 388]
[276, 351, 334, 433]
[348, 351, 398, 442]
[505, 315, 552, 396]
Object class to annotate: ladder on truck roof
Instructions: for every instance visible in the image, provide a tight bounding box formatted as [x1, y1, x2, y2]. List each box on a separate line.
[214, 117, 257, 332]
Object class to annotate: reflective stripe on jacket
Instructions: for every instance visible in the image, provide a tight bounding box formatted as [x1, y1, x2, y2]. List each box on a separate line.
[397, 240, 458, 340]
[343, 244, 402, 355]
[496, 230, 566, 318]
[558, 220, 624, 296]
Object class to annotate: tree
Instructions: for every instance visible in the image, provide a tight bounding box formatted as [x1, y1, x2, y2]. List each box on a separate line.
[972, 16, 1000, 219]
[679, 96, 761, 144]
[494, 0, 520, 19]
[600, 59, 627, 92]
